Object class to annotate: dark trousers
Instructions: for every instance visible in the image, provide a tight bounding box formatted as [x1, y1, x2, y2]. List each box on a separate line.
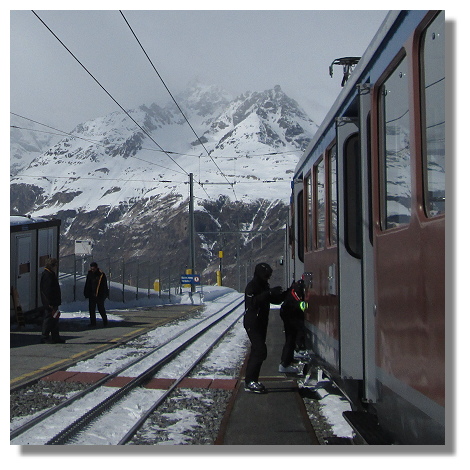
[89, 297, 107, 325]
[42, 307, 60, 340]
[280, 312, 298, 367]
[244, 314, 269, 383]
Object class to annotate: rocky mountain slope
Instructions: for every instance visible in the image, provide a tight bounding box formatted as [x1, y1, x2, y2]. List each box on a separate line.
[10, 83, 317, 289]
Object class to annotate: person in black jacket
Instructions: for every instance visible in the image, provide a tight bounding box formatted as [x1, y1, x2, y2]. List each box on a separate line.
[40, 258, 65, 344]
[84, 262, 109, 327]
[243, 263, 286, 393]
[279, 279, 306, 373]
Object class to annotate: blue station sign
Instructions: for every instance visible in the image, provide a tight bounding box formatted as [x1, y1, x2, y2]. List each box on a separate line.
[180, 274, 201, 285]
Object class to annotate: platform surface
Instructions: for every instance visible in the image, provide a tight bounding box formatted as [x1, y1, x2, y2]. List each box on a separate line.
[219, 308, 319, 445]
[10, 304, 200, 389]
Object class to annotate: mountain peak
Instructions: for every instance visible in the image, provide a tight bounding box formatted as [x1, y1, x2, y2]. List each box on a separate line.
[11, 83, 318, 216]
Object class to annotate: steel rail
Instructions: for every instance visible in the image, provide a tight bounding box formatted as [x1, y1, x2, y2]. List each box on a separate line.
[10, 293, 242, 441]
[44, 297, 244, 445]
[118, 303, 245, 444]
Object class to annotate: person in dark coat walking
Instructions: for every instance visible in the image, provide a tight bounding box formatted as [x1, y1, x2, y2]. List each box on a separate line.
[40, 258, 65, 343]
[243, 262, 286, 393]
[84, 262, 109, 327]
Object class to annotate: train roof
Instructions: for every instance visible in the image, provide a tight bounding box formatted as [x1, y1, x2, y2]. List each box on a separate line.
[294, 10, 406, 176]
[10, 215, 48, 225]
[10, 215, 61, 231]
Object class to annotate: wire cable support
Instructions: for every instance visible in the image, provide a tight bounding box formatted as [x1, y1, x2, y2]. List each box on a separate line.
[10, 113, 187, 175]
[119, 10, 238, 201]
[31, 10, 188, 177]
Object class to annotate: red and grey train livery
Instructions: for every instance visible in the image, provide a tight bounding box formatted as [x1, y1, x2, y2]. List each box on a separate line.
[288, 10, 445, 444]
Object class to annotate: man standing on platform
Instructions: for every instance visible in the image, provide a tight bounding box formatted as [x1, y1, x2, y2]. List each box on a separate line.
[40, 258, 65, 344]
[84, 262, 109, 327]
[243, 262, 286, 393]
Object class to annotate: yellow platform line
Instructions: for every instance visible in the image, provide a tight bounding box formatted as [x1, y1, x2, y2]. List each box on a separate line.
[10, 305, 202, 388]
[11, 324, 162, 387]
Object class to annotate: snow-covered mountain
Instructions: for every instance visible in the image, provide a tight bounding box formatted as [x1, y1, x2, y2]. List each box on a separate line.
[10, 83, 317, 216]
[10, 83, 318, 288]
[10, 114, 62, 177]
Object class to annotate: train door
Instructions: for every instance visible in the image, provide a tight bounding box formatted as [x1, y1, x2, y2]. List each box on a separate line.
[358, 84, 377, 402]
[336, 118, 363, 380]
[15, 234, 33, 312]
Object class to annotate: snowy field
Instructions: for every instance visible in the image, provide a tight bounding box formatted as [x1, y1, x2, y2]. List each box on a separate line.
[10, 282, 460, 464]
[11, 283, 355, 446]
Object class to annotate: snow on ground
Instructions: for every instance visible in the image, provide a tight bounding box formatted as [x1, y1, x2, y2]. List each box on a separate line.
[314, 386, 354, 439]
[11, 284, 354, 444]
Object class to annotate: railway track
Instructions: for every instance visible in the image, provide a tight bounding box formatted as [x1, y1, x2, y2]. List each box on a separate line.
[11, 293, 245, 445]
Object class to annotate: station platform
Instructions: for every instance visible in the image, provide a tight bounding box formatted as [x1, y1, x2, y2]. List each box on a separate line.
[217, 309, 320, 445]
[11, 303, 320, 446]
[10, 304, 201, 390]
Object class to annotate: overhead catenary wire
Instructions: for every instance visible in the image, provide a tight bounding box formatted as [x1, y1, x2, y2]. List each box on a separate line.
[119, 10, 238, 201]
[11, 173, 289, 185]
[10, 113, 187, 176]
[31, 10, 189, 178]
[10, 115, 292, 187]
[12, 118, 301, 160]
[11, 174, 182, 184]
[25, 11, 298, 203]
[11, 120, 198, 157]
[11, 117, 302, 160]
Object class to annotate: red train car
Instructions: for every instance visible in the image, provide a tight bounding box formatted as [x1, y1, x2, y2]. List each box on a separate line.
[288, 10, 445, 444]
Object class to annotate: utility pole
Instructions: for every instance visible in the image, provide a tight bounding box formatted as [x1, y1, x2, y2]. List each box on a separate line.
[189, 173, 196, 293]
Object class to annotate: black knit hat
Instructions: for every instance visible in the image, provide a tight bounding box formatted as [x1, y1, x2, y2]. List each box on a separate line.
[254, 263, 273, 281]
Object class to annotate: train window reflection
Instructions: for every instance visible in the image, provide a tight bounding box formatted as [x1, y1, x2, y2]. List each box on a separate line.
[305, 173, 313, 252]
[380, 55, 412, 229]
[297, 190, 304, 262]
[316, 159, 325, 249]
[422, 11, 445, 217]
[329, 145, 338, 246]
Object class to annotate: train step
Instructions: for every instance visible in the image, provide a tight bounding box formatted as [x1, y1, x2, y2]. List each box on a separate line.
[343, 411, 394, 445]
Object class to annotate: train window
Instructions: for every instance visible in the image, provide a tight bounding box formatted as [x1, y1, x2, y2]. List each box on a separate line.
[344, 134, 362, 258]
[297, 190, 304, 262]
[379, 55, 412, 229]
[316, 159, 325, 249]
[329, 145, 338, 246]
[421, 11, 445, 217]
[305, 174, 313, 252]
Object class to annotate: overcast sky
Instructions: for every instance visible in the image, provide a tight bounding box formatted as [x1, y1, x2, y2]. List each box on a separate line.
[10, 8, 390, 132]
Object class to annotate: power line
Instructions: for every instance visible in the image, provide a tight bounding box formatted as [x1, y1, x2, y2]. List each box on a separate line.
[11, 113, 292, 193]
[12, 119, 301, 160]
[10, 113, 187, 175]
[201, 180, 289, 184]
[24, 11, 295, 202]
[31, 10, 189, 177]
[11, 121, 200, 157]
[10, 174, 184, 184]
[215, 150, 303, 158]
[11, 173, 289, 185]
[30, 11, 213, 201]
[119, 10, 238, 201]
[11, 125, 72, 140]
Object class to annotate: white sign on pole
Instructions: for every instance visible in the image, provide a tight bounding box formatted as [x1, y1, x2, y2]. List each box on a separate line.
[75, 240, 93, 256]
